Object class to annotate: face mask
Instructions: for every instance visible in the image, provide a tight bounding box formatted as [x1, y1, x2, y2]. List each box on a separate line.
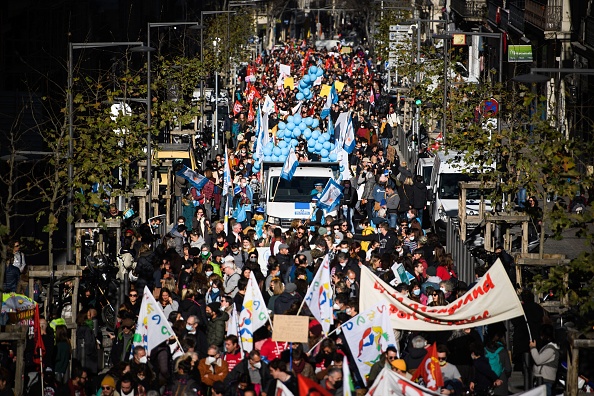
[336, 327, 342, 335]
[252, 362, 261, 369]
[409, 236, 415, 241]
[185, 325, 193, 331]
[346, 308, 352, 315]
[138, 356, 148, 364]
[340, 248, 349, 253]
[217, 242, 224, 246]
[205, 356, 216, 365]
[334, 239, 341, 245]
[396, 247, 402, 252]
[413, 289, 421, 296]
[407, 213, 414, 219]
[240, 182, 246, 187]
[201, 251, 209, 258]
[439, 360, 446, 367]
[205, 271, 213, 277]
[440, 287, 446, 293]
[212, 287, 219, 292]
[151, 224, 159, 229]
[335, 381, 343, 389]
[333, 303, 340, 310]
[249, 257, 257, 262]
[232, 250, 239, 255]
[220, 306, 226, 312]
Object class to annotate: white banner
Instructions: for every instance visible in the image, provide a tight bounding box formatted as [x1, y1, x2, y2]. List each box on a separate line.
[367, 367, 440, 396]
[360, 260, 524, 331]
[133, 286, 178, 356]
[343, 303, 397, 381]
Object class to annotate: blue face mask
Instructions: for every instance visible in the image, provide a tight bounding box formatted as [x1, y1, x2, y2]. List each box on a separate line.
[413, 289, 421, 296]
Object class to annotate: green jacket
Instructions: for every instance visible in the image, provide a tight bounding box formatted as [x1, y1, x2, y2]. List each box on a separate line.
[206, 311, 229, 348]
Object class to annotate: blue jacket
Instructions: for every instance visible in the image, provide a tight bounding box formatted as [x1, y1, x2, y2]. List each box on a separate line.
[3, 264, 20, 292]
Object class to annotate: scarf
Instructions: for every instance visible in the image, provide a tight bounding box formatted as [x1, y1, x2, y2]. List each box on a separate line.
[292, 359, 306, 375]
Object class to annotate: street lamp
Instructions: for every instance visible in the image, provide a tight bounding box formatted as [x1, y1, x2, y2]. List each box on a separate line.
[132, 22, 202, 221]
[67, 41, 143, 263]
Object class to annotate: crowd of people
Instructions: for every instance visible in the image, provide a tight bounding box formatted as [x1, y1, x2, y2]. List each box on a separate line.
[2, 38, 561, 396]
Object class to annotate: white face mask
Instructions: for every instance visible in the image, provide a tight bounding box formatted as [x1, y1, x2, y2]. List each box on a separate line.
[440, 287, 446, 293]
[252, 362, 261, 369]
[413, 289, 421, 296]
[346, 308, 352, 315]
[138, 356, 148, 364]
[340, 248, 349, 253]
[409, 236, 415, 241]
[333, 303, 340, 310]
[205, 271, 213, 277]
[205, 356, 217, 365]
[212, 287, 219, 292]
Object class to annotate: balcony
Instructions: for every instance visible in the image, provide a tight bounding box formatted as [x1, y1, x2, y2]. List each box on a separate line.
[508, 0, 526, 33]
[525, 0, 562, 32]
[585, 16, 594, 49]
[450, 0, 487, 22]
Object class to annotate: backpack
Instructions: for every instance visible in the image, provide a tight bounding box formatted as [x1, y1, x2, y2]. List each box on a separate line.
[485, 345, 504, 377]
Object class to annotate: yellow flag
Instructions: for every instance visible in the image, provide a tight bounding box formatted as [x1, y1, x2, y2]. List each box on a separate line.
[319, 84, 331, 97]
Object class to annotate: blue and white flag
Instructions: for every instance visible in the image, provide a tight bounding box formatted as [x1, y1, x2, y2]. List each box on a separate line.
[338, 112, 356, 154]
[304, 254, 334, 334]
[280, 147, 299, 181]
[320, 82, 338, 119]
[316, 179, 344, 212]
[223, 151, 232, 196]
[262, 94, 276, 114]
[175, 165, 209, 191]
[261, 109, 271, 147]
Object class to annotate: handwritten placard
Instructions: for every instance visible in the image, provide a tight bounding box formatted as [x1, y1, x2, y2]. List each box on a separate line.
[272, 315, 309, 343]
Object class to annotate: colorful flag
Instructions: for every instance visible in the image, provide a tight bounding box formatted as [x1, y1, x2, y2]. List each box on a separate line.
[303, 255, 334, 334]
[248, 102, 255, 123]
[280, 148, 299, 181]
[238, 273, 270, 352]
[233, 100, 243, 116]
[275, 380, 295, 396]
[315, 179, 344, 212]
[411, 343, 444, 391]
[175, 165, 209, 191]
[33, 304, 45, 366]
[133, 286, 179, 356]
[342, 303, 397, 381]
[359, 260, 525, 331]
[298, 375, 332, 396]
[226, 304, 239, 337]
[343, 355, 355, 396]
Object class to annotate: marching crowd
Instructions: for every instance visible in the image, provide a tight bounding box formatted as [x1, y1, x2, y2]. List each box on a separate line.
[3, 38, 561, 396]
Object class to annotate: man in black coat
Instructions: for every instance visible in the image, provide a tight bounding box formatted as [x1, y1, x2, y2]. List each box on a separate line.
[411, 175, 428, 227]
[224, 350, 273, 394]
[351, 221, 398, 255]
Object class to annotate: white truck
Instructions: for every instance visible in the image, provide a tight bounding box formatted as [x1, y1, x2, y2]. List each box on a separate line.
[429, 151, 492, 237]
[261, 162, 340, 229]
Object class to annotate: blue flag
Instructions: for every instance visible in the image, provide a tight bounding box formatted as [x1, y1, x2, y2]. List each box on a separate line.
[280, 148, 299, 181]
[321, 82, 338, 119]
[175, 165, 208, 190]
[315, 179, 344, 212]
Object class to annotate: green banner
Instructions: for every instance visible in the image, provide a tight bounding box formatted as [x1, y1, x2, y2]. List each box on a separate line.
[508, 45, 533, 62]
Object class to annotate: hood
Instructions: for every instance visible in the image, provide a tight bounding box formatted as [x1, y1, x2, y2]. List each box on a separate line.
[213, 311, 229, 322]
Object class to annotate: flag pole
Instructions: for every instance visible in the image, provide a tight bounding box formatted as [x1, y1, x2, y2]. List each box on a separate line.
[39, 347, 44, 394]
[306, 324, 343, 355]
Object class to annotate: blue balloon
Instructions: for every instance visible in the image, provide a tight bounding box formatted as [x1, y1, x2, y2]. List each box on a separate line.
[253, 163, 260, 172]
[302, 75, 311, 83]
[304, 117, 313, 126]
[263, 147, 272, 156]
[321, 157, 329, 162]
[284, 135, 292, 143]
[278, 121, 286, 130]
[299, 122, 307, 131]
[299, 79, 308, 89]
[307, 138, 316, 148]
[293, 129, 302, 138]
[323, 141, 331, 150]
[264, 155, 272, 161]
[281, 147, 289, 156]
[317, 134, 327, 143]
[278, 140, 287, 148]
[277, 130, 284, 139]
[286, 122, 295, 131]
[266, 142, 274, 149]
[273, 146, 281, 156]
[293, 114, 302, 124]
[312, 130, 321, 139]
[287, 115, 294, 124]
[296, 92, 305, 101]
[312, 118, 320, 128]
[321, 133, 330, 142]
[316, 68, 324, 77]
[321, 149, 329, 158]
[315, 143, 323, 152]
[329, 143, 335, 151]
[329, 152, 338, 161]
[306, 92, 313, 100]
[309, 66, 318, 75]
[307, 144, 315, 153]
[290, 139, 299, 147]
[303, 128, 312, 139]
[271, 155, 279, 162]
[302, 87, 310, 97]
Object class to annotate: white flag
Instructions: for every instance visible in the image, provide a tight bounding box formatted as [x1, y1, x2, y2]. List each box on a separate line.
[275, 380, 295, 396]
[226, 304, 240, 337]
[303, 255, 333, 334]
[343, 303, 397, 380]
[316, 179, 344, 212]
[262, 94, 276, 114]
[238, 272, 270, 352]
[133, 286, 179, 356]
[280, 148, 299, 181]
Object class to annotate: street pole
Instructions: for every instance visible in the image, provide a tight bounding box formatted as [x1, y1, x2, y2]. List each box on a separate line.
[146, 23, 153, 219]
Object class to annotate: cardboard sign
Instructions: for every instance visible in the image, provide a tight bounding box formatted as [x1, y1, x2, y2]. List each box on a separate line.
[272, 315, 309, 343]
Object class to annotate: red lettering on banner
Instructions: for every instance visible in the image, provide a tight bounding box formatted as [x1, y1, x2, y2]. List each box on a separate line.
[482, 273, 495, 292]
[472, 286, 486, 299]
[464, 293, 475, 305]
[374, 281, 385, 293]
[398, 379, 425, 396]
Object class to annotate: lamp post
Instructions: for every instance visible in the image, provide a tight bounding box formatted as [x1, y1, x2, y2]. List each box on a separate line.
[132, 22, 202, 221]
[67, 41, 143, 263]
[200, 10, 236, 155]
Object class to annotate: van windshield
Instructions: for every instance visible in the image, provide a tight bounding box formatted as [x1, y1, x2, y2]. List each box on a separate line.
[269, 176, 330, 203]
[439, 173, 492, 200]
[422, 166, 432, 185]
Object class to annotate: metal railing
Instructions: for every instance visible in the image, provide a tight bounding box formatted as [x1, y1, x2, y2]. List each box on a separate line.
[509, 1, 526, 32]
[585, 16, 594, 48]
[451, 0, 488, 20]
[446, 219, 476, 285]
[525, 0, 562, 31]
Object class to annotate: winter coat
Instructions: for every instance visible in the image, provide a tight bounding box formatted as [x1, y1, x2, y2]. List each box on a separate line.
[198, 357, 229, 387]
[404, 345, 427, 373]
[224, 359, 273, 395]
[531, 342, 560, 382]
[471, 355, 499, 393]
[273, 292, 301, 315]
[76, 324, 98, 374]
[397, 184, 414, 212]
[206, 311, 230, 348]
[411, 180, 428, 209]
[224, 272, 241, 298]
[359, 172, 376, 200]
[386, 191, 400, 212]
[341, 185, 359, 208]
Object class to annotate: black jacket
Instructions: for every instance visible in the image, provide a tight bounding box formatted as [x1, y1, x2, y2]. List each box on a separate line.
[354, 230, 398, 255]
[274, 292, 301, 315]
[224, 359, 273, 395]
[411, 180, 428, 209]
[341, 185, 359, 208]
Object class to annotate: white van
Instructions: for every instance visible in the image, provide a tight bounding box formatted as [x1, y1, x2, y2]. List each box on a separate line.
[261, 162, 340, 229]
[429, 151, 492, 237]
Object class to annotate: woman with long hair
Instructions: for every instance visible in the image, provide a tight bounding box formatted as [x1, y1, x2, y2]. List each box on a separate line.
[429, 289, 447, 306]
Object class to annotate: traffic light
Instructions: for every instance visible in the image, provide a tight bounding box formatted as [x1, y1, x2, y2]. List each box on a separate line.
[415, 98, 422, 106]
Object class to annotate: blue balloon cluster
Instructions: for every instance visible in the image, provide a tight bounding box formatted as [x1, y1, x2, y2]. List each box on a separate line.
[296, 66, 324, 101]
